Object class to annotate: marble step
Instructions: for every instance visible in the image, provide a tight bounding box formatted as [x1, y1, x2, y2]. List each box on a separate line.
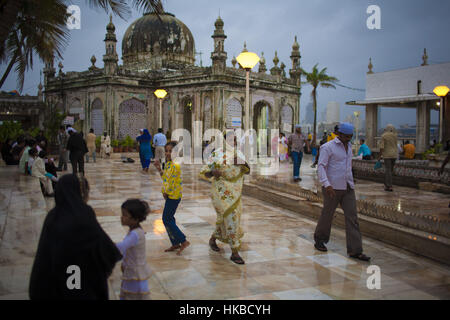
[243, 181, 450, 266]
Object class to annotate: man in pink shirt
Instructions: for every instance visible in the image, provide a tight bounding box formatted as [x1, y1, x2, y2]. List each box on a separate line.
[314, 122, 370, 261]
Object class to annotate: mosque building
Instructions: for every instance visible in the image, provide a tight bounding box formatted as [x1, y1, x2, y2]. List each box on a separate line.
[41, 9, 302, 144]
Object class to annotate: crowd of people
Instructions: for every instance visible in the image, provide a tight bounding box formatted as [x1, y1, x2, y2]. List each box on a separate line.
[1, 121, 447, 300]
[27, 129, 253, 299]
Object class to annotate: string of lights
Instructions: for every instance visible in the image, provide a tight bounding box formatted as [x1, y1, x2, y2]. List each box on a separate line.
[331, 82, 365, 92]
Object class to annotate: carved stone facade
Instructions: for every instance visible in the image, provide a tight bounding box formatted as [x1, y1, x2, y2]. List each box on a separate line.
[43, 11, 302, 141]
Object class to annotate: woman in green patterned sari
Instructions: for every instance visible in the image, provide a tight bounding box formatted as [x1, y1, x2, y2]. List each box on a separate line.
[199, 131, 250, 264]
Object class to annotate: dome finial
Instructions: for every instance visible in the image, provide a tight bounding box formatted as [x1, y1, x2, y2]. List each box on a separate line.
[242, 41, 248, 53]
[292, 35, 299, 51]
[273, 51, 279, 66]
[421, 48, 428, 66]
[106, 14, 115, 32]
[367, 57, 374, 74]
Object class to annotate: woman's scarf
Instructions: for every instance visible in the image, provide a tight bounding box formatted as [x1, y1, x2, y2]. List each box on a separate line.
[29, 174, 122, 300]
[137, 128, 152, 142]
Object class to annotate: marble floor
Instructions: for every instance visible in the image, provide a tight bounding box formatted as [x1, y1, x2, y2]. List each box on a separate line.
[0, 156, 449, 300]
[249, 155, 450, 221]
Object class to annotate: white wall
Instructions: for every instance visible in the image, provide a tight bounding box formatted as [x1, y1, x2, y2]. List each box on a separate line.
[366, 62, 450, 99]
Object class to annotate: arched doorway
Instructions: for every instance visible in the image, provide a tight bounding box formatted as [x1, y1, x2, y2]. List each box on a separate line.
[182, 97, 193, 134]
[280, 105, 294, 135]
[118, 98, 146, 139]
[91, 98, 104, 135]
[253, 101, 272, 155]
[69, 99, 82, 121]
[226, 98, 242, 129]
[69, 99, 84, 131]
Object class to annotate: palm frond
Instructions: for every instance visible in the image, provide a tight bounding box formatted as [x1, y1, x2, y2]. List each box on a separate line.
[86, 0, 130, 20]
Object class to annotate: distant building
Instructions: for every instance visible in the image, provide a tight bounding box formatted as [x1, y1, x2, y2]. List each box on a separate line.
[347, 50, 450, 153]
[304, 101, 314, 125]
[326, 101, 340, 123]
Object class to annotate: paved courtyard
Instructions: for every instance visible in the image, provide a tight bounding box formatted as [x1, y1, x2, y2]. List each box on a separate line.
[0, 156, 449, 299]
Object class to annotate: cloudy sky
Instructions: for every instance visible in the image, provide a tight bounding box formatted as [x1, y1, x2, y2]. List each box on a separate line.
[1, 0, 449, 127]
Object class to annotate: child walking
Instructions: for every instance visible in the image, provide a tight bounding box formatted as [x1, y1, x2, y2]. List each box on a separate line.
[117, 199, 152, 300]
[153, 141, 190, 255]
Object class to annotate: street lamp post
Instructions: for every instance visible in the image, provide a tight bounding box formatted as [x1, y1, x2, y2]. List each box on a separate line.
[154, 89, 168, 129]
[354, 111, 360, 142]
[433, 85, 449, 144]
[236, 51, 260, 161]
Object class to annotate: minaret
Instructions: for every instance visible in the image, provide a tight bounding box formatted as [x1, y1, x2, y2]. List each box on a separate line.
[37, 82, 43, 102]
[43, 56, 56, 85]
[289, 36, 301, 85]
[211, 16, 227, 73]
[103, 14, 118, 75]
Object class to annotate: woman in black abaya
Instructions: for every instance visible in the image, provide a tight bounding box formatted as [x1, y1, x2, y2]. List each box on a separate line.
[29, 174, 122, 300]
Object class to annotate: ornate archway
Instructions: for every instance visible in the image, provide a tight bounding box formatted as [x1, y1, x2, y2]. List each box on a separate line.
[91, 98, 104, 135]
[253, 100, 272, 155]
[226, 98, 242, 129]
[280, 105, 294, 134]
[182, 97, 193, 134]
[118, 98, 147, 139]
[204, 96, 212, 132]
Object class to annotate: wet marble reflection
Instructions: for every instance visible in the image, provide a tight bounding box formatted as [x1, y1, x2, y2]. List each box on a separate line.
[0, 156, 449, 300]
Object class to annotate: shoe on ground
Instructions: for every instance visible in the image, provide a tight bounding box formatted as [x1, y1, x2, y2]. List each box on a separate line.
[349, 253, 371, 261]
[314, 242, 328, 252]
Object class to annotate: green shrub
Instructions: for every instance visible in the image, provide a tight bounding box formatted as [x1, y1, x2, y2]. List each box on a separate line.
[95, 136, 101, 148]
[111, 139, 119, 148]
[124, 135, 134, 148]
[0, 121, 24, 142]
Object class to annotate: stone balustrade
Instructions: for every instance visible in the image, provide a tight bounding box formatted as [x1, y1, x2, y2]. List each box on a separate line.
[252, 176, 450, 239]
[352, 159, 450, 187]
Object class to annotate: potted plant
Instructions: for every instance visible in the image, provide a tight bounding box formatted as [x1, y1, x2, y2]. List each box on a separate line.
[111, 139, 119, 153]
[119, 139, 126, 152]
[124, 135, 134, 152]
[95, 136, 101, 152]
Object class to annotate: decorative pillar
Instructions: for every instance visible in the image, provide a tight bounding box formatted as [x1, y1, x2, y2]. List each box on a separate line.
[416, 101, 430, 153]
[365, 104, 378, 149]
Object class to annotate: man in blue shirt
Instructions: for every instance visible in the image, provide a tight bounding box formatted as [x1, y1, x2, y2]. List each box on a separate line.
[153, 128, 167, 168]
[357, 139, 372, 160]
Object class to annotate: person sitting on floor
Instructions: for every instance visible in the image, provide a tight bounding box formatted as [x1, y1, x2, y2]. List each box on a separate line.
[402, 140, 415, 160]
[19, 139, 36, 174]
[357, 139, 372, 160]
[32, 150, 56, 197]
[27, 148, 38, 175]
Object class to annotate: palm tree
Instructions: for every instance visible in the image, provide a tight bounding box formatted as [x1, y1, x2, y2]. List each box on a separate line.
[300, 63, 338, 145]
[0, 0, 163, 90]
[0, 0, 69, 90]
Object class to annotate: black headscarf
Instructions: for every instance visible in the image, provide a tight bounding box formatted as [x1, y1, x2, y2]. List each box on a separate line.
[29, 174, 122, 300]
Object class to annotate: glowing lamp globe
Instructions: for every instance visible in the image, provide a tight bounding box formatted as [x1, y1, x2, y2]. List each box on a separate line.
[154, 89, 168, 99]
[236, 52, 260, 70]
[433, 86, 449, 97]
